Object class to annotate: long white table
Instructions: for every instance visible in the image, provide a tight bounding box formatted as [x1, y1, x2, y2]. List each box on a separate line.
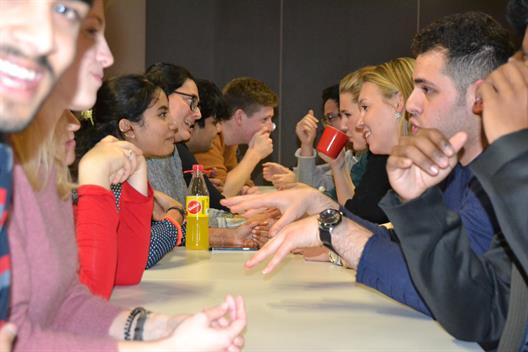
[111, 250, 481, 351]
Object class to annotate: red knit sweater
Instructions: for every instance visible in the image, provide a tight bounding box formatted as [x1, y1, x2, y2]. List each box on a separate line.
[75, 182, 153, 299]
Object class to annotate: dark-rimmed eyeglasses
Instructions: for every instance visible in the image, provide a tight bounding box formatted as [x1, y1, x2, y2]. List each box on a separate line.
[173, 90, 200, 112]
[322, 112, 341, 122]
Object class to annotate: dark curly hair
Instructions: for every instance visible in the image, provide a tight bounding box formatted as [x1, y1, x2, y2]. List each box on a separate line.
[195, 79, 228, 128]
[506, 0, 528, 36]
[412, 12, 515, 96]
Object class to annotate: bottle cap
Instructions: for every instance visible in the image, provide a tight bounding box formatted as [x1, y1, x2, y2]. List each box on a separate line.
[192, 164, 204, 172]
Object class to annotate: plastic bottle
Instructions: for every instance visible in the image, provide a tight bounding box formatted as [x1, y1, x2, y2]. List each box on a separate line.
[185, 164, 209, 250]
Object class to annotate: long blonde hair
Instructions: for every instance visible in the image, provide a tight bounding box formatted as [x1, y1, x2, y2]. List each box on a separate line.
[10, 107, 73, 200]
[359, 57, 415, 136]
[339, 65, 376, 102]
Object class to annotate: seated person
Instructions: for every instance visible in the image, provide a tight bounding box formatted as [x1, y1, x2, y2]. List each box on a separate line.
[194, 77, 278, 197]
[265, 64, 398, 224]
[264, 84, 368, 201]
[87, 75, 264, 260]
[62, 111, 153, 299]
[7, 0, 247, 349]
[379, 5, 528, 350]
[75, 75, 186, 270]
[222, 20, 508, 323]
[182, 79, 230, 210]
[144, 65, 270, 248]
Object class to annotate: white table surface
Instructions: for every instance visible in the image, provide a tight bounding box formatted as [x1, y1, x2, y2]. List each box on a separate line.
[111, 250, 481, 351]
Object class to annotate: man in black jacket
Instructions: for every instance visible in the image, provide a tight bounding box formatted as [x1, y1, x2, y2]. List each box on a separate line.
[380, 1, 528, 350]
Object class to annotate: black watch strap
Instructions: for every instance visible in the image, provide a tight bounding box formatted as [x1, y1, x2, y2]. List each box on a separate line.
[320, 228, 336, 252]
[318, 208, 342, 253]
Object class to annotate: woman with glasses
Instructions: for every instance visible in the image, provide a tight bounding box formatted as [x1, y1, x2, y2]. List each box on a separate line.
[145, 63, 266, 252]
[7, 0, 246, 349]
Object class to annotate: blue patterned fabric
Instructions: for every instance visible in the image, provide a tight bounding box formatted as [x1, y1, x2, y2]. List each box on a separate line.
[0, 141, 12, 322]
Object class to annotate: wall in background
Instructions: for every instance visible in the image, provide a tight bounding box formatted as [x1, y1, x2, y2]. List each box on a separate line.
[107, 0, 512, 182]
[105, 0, 146, 77]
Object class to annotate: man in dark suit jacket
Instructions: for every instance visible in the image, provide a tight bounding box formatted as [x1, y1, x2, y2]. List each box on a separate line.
[380, 1, 528, 350]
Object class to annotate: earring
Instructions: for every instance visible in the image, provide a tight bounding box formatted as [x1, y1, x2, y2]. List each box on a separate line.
[394, 112, 402, 119]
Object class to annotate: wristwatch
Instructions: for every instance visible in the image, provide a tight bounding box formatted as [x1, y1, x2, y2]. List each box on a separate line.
[318, 208, 343, 253]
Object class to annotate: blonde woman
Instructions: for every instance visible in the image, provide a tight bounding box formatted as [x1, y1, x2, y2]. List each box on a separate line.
[335, 58, 414, 223]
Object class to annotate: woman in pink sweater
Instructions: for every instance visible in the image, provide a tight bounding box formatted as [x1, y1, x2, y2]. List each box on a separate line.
[8, 0, 247, 351]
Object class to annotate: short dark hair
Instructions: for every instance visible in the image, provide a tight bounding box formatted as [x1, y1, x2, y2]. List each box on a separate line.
[195, 79, 228, 128]
[412, 12, 515, 95]
[321, 84, 339, 108]
[223, 77, 278, 118]
[145, 63, 195, 96]
[506, 0, 528, 36]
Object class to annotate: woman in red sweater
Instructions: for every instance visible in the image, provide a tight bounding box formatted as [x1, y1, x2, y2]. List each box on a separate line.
[7, 0, 246, 350]
[70, 75, 185, 298]
[57, 109, 155, 299]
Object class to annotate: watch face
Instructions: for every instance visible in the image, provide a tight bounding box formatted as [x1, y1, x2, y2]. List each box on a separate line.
[320, 209, 342, 227]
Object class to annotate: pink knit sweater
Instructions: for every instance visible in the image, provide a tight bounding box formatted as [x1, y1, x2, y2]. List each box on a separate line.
[8, 165, 121, 351]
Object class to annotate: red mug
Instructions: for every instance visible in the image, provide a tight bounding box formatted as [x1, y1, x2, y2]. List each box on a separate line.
[316, 126, 348, 159]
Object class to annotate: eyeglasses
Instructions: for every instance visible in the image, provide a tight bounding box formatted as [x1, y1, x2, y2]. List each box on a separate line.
[173, 90, 200, 112]
[322, 112, 341, 122]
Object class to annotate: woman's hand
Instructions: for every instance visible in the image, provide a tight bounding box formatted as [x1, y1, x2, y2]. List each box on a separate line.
[126, 154, 148, 196]
[295, 110, 318, 156]
[318, 149, 346, 170]
[153, 190, 184, 223]
[156, 295, 247, 352]
[78, 136, 143, 189]
[0, 323, 16, 352]
[114, 296, 246, 352]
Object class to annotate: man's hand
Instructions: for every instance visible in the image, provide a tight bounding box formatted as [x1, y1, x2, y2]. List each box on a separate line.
[387, 129, 467, 201]
[248, 128, 273, 160]
[245, 215, 321, 274]
[262, 162, 296, 189]
[478, 58, 528, 144]
[296, 110, 318, 155]
[263, 162, 294, 180]
[221, 187, 338, 236]
[246, 215, 372, 273]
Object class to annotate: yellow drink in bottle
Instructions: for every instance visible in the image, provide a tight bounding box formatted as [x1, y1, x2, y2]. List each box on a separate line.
[185, 195, 209, 250]
[185, 164, 209, 250]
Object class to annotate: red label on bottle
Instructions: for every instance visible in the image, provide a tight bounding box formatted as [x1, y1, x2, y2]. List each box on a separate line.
[187, 200, 202, 214]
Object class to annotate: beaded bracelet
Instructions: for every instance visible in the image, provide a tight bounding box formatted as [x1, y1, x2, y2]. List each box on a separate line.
[133, 309, 151, 341]
[124, 307, 145, 341]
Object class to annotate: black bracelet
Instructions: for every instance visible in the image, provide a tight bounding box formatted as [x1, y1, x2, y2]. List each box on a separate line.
[133, 309, 151, 341]
[167, 206, 185, 218]
[124, 307, 145, 341]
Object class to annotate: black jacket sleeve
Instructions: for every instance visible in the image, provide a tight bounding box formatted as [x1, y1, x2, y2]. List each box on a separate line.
[379, 187, 511, 348]
[470, 129, 528, 276]
[344, 153, 391, 224]
[176, 143, 228, 211]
